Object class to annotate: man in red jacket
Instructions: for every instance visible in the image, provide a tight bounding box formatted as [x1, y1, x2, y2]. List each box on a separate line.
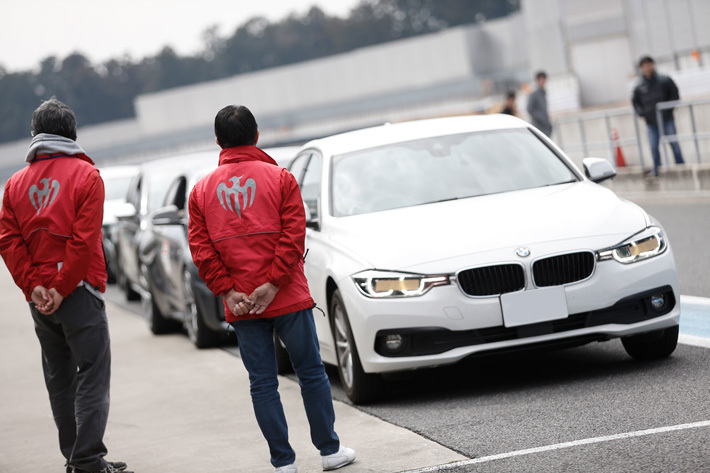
[0, 98, 130, 473]
[188, 105, 355, 473]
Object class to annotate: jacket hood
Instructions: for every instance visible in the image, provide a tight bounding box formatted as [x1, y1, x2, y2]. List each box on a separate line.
[218, 146, 278, 166]
[26, 133, 91, 163]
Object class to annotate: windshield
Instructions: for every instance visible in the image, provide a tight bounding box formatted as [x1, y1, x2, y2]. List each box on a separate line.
[330, 129, 578, 217]
[103, 175, 134, 201]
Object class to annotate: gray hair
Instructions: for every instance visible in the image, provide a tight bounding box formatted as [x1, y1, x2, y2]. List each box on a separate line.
[30, 97, 77, 141]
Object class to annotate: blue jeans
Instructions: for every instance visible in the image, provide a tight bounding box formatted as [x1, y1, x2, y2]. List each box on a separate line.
[648, 119, 684, 176]
[231, 309, 340, 468]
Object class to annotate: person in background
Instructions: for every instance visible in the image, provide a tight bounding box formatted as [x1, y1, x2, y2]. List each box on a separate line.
[632, 56, 684, 177]
[527, 71, 552, 136]
[188, 104, 355, 473]
[501, 91, 517, 116]
[0, 97, 130, 473]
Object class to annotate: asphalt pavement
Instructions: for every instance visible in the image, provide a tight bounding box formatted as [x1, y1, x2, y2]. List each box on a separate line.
[0, 261, 464, 473]
[2, 194, 710, 473]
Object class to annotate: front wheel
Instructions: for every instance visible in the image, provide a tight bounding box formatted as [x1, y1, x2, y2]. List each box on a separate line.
[622, 325, 679, 360]
[330, 289, 383, 404]
[183, 268, 221, 348]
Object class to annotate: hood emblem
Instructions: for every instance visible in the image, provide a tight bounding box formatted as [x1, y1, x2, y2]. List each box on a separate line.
[515, 247, 531, 258]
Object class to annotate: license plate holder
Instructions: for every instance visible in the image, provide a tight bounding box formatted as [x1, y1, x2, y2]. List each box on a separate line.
[501, 286, 568, 328]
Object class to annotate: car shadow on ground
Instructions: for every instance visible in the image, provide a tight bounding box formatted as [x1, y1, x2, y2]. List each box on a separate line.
[324, 340, 686, 407]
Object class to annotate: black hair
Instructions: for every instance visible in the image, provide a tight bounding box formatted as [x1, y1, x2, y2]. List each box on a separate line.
[506, 91, 516, 100]
[535, 71, 547, 81]
[30, 97, 77, 140]
[639, 56, 655, 67]
[214, 105, 258, 148]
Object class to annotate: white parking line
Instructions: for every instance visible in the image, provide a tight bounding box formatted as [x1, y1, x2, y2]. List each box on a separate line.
[402, 421, 710, 472]
[680, 295, 710, 306]
[679, 334, 710, 349]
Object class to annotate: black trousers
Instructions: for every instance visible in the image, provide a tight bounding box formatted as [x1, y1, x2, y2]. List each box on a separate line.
[30, 286, 111, 471]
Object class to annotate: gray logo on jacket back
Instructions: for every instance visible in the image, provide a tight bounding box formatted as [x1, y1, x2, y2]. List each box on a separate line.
[217, 176, 256, 217]
[28, 177, 60, 215]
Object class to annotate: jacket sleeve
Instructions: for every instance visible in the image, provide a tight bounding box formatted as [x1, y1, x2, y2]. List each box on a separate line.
[0, 181, 44, 300]
[266, 169, 307, 287]
[631, 86, 643, 116]
[51, 169, 105, 297]
[187, 186, 234, 296]
[667, 77, 680, 102]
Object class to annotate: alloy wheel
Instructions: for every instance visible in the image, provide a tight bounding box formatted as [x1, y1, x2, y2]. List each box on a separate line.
[333, 301, 354, 389]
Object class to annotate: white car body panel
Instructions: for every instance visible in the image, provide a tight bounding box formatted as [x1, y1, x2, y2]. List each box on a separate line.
[296, 115, 680, 372]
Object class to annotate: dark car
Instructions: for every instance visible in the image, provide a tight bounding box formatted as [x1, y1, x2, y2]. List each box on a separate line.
[141, 156, 225, 347]
[141, 146, 301, 347]
[115, 156, 196, 303]
[100, 165, 139, 284]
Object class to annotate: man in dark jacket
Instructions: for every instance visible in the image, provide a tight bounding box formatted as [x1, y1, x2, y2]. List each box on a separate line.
[527, 71, 552, 137]
[188, 105, 355, 473]
[632, 56, 684, 176]
[0, 98, 131, 473]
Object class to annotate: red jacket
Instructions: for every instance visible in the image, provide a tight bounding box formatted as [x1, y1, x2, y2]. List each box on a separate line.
[0, 154, 107, 300]
[188, 146, 313, 322]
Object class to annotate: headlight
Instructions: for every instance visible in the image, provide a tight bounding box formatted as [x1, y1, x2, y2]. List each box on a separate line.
[596, 226, 667, 264]
[352, 270, 450, 298]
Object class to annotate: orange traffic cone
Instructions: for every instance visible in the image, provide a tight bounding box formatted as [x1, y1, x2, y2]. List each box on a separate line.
[611, 127, 626, 167]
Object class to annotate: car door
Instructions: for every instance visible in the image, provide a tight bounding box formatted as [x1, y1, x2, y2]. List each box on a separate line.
[117, 171, 144, 287]
[290, 150, 334, 353]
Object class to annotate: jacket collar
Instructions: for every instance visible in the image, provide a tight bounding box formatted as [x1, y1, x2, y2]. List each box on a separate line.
[218, 146, 278, 166]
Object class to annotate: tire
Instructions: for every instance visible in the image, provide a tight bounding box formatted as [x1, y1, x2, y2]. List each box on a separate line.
[143, 291, 178, 335]
[183, 268, 222, 348]
[274, 334, 294, 375]
[118, 251, 140, 301]
[330, 289, 383, 404]
[622, 325, 679, 360]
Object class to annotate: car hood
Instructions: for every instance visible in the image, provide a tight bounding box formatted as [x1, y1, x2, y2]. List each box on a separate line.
[324, 182, 649, 270]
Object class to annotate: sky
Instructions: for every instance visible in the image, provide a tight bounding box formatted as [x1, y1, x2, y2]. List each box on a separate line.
[0, 0, 362, 72]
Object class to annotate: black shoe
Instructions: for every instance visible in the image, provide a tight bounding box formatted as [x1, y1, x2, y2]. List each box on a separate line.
[70, 463, 132, 473]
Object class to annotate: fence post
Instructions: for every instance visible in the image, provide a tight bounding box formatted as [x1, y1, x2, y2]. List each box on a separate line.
[688, 103, 701, 164]
[656, 105, 667, 166]
[633, 114, 646, 168]
[579, 117, 588, 158]
[604, 114, 614, 165]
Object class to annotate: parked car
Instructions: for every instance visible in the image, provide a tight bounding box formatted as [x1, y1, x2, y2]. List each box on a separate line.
[115, 156, 197, 303]
[141, 147, 300, 347]
[100, 165, 139, 283]
[287, 114, 681, 403]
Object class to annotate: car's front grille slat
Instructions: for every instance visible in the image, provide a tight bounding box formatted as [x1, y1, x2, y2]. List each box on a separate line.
[457, 264, 525, 297]
[533, 251, 594, 287]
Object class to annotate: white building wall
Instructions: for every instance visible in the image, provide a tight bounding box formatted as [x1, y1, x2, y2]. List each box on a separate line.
[135, 27, 476, 135]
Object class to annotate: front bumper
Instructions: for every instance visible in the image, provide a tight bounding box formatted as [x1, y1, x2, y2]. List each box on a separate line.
[340, 245, 680, 373]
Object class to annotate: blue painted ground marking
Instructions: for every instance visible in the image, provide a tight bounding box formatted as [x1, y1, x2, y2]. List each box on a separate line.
[680, 295, 710, 339]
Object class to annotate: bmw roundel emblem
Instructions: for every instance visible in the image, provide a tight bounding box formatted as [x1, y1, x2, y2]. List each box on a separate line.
[515, 247, 531, 257]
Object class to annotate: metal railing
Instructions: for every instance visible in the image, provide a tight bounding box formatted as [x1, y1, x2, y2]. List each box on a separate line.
[553, 97, 710, 169]
[656, 97, 710, 165]
[553, 107, 646, 167]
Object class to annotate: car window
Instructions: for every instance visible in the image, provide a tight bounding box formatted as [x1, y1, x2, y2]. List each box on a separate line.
[127, 175, 142, 211]
[104, 175, 134, 201]
[330, 129, 578, 217]
[163, 176, 187, 211]
[147, 168, 184, 212]
[288, 153, 310, 183]
[301, 153, 322, 218]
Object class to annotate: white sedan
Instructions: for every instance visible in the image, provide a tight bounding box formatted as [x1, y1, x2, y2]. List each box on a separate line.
[286, 115, 680, 404]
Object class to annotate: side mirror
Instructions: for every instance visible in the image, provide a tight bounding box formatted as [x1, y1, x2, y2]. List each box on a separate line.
[583, 157, 617, 183]
[304, 200, 319, 230]
[151, 205, 183, 226]
[114, 201, 138, 220]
